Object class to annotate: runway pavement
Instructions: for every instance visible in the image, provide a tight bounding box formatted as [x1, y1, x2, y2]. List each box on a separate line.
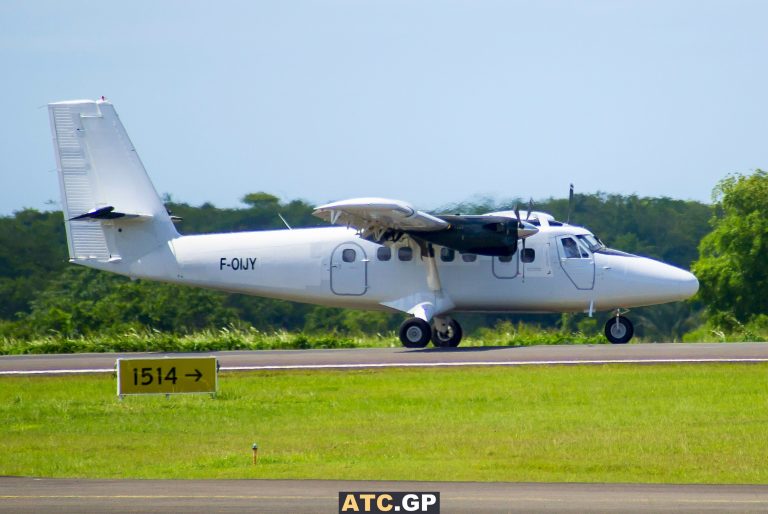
[2, 477, 768, 513]
[3, 345, 768, 512]
[1, 342, 767, 375]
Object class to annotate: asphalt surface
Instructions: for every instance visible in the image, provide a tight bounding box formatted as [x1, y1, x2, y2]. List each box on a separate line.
[3, 477, 768, 513]
[1, 342, 768, 375]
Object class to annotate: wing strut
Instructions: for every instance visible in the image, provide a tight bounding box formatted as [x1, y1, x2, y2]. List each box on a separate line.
[423, 244, 442, 292]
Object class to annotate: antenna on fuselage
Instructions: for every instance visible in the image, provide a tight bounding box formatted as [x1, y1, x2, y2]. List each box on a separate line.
[566, 184, 574, 224]
[278, 213, 293, 230]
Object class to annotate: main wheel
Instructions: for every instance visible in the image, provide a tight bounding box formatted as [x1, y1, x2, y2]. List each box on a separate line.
[399, 318, 432, 348]
[431, 319, 463, 348]
[604, 316, 634, 344]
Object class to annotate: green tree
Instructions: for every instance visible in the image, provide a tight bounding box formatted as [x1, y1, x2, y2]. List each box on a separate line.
[0, 209, 67, 318]
[20, 267, 238, 337]
[692, 170, 768, 326]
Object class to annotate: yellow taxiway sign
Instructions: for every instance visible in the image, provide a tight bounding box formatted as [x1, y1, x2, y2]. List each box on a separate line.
[117, 357, 218, 397]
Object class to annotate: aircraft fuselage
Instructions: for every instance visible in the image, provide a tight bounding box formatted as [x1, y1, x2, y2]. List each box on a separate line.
[100, 223, 697, 317]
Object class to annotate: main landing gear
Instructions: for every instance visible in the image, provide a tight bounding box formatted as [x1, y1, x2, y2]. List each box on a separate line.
[604, 314, 634, 344]
[399, 317, 463, 348]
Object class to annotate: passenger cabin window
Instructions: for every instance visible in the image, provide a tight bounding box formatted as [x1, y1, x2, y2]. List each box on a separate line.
[398, 247, 413, 261]
[377, 246, 391, 261]
[461, 253, 477, 263]
[440, 247, 455, 262]
[342, 249, 356, 262]
[499, 254, 513, 263]
[521, 248, 535, 263]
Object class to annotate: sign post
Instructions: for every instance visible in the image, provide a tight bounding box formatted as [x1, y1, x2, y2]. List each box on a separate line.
[117, 357, 218, 398]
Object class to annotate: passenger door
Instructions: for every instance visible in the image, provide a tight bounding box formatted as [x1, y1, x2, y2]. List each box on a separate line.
[330, 243, 368, 295]
[492, 252, 519, 279]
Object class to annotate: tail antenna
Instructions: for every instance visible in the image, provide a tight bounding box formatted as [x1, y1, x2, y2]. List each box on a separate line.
[566, 184, 574, 224]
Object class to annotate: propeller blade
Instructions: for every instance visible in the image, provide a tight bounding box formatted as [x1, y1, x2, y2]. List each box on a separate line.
[526, 198, 533, 221]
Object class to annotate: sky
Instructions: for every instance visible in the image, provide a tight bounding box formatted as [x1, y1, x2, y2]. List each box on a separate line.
[1, 0, 767, 215]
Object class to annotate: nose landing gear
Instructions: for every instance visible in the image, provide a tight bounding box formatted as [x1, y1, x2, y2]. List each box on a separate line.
[604, 312, 634, 344]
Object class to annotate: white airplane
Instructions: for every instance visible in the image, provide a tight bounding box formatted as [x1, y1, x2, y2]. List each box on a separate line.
[47, 98, 699, 347]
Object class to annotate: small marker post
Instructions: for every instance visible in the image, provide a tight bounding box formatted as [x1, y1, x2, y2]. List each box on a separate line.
[252, 443, 259, 465]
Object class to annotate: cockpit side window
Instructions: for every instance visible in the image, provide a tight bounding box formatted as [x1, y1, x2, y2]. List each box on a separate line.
[561, 237, 588, 259]
[576, 234, 604, 253]
[575, 238, 591, 257]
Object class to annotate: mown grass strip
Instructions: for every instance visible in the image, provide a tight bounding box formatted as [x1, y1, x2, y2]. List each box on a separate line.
[1, 363, 766, 484]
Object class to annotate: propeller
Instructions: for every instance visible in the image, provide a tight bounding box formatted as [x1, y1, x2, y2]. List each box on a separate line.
[514, 203, 528, 260]
[512, 198, 541, 280]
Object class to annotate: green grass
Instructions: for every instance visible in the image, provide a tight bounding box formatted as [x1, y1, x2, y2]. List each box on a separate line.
[0, 326, 605, 355]
[1, 364, 767, 483]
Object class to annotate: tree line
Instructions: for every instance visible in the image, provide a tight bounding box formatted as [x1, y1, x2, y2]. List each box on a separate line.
[1, 177, 765, 342]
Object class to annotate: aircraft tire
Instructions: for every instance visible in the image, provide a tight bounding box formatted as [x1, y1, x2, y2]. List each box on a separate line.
[604, 316, 634, 344]
[399, 318, 432, 348]
[431, 319, 463, 348]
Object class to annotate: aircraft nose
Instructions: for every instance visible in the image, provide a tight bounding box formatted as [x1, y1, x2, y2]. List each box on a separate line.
[601, 256, 700, 306]
[642, 260, 699, 302]
[679, 269, 699, 298]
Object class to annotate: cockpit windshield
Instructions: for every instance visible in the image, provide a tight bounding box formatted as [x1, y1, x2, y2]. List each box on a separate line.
[576, 234, 605, 252]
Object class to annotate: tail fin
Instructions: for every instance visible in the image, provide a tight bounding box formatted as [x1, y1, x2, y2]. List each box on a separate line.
[48, 99, 178, 268]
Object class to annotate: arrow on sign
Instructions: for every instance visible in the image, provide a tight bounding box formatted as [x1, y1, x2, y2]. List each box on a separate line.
[185, 369, 203, 382]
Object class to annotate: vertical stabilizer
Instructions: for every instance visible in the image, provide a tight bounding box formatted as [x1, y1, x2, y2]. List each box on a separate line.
[48, 99, 178, 268]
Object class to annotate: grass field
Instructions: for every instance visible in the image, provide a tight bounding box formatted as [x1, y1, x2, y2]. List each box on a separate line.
[0, 326, 605, 355]
[2, 364, 767, 484]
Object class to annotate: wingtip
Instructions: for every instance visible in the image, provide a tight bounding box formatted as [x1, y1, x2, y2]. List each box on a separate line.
[49, 97, 112, 107]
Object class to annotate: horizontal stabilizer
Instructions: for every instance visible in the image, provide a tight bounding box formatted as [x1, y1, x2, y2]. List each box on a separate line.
[68, 206, 147, 222]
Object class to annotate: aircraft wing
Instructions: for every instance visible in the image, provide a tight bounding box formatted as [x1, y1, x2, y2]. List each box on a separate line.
[313, 198, 449, 232]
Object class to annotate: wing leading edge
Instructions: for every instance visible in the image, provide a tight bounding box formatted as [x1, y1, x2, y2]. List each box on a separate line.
[313, 198, 449, 236]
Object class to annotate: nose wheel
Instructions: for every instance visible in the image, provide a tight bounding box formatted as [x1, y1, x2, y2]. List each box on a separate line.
[604, 315, 634, 344]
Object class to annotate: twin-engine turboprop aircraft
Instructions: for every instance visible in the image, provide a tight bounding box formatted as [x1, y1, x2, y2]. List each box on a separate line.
[47, 99, 699, 347]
